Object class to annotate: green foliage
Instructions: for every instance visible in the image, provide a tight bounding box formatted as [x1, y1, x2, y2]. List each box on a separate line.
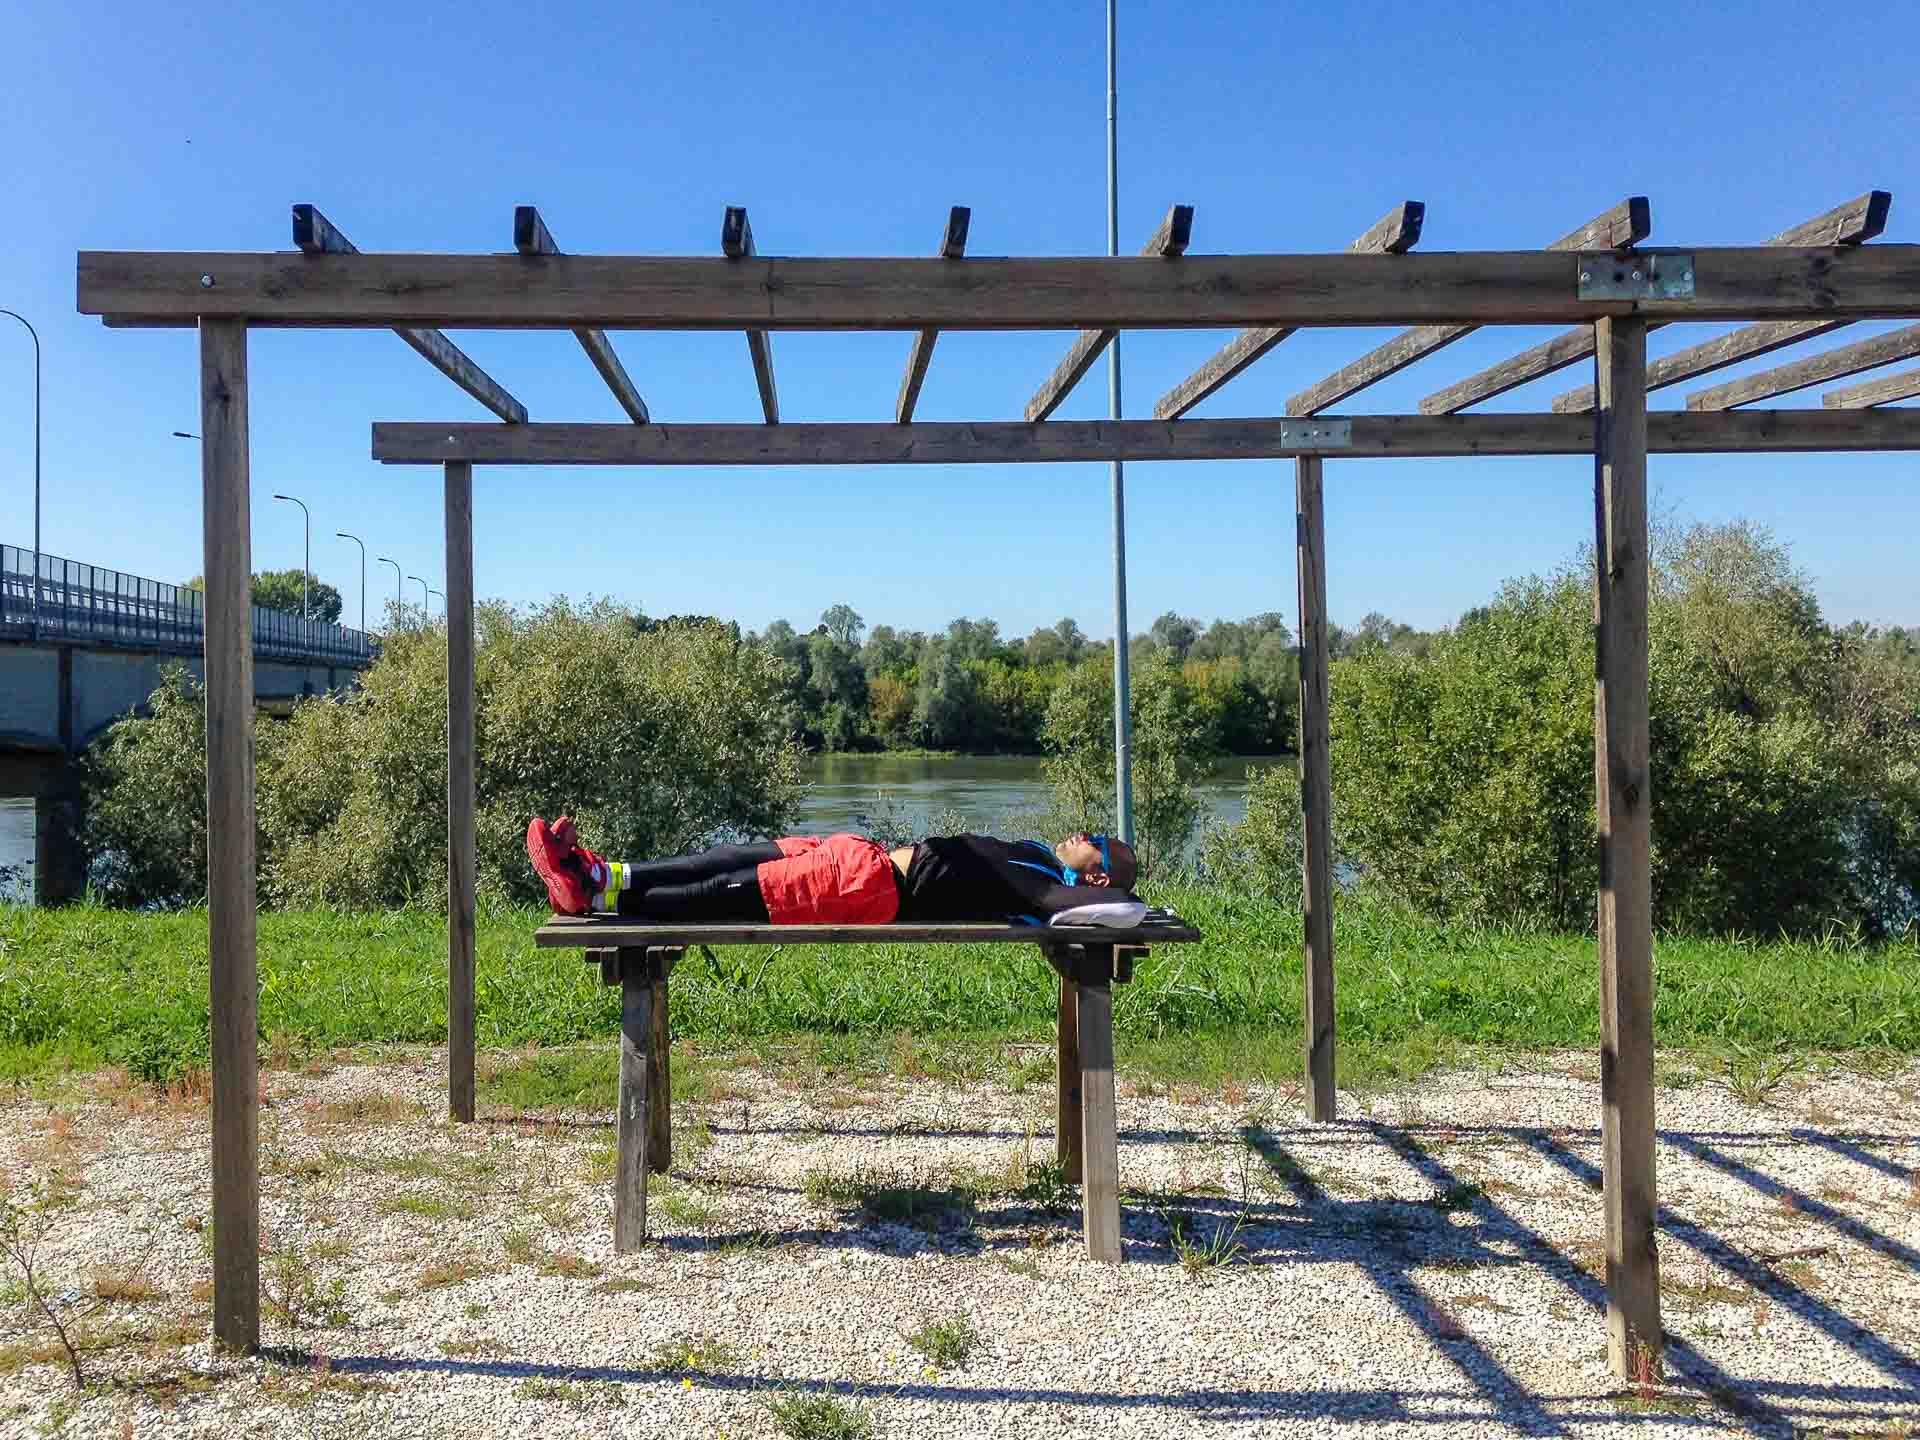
[184, 569, 345, 624]
[1196, 764, 1305, 904]
[1328, 523, 1920, 936]
[259, 599, 803, 909]
[1041, 652, 1221, 880]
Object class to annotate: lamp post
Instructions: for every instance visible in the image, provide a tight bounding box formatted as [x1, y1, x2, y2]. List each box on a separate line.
[271, 494, 310, 621]
[408, 574, 429, 612]
[1104, 0, 1135, 847]
[2, 311, 41, 641]
[335, 532, 366, 632]
[377, 556, 402, 624]
[427, 587, 444, 615]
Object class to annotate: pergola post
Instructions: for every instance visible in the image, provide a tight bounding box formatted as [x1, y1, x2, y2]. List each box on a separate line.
[445, 460, 476, 1122]
[1592, 314, 1662, 1378]
[200, 317, 259, 1351]
[1295, 456, 1336, 1122]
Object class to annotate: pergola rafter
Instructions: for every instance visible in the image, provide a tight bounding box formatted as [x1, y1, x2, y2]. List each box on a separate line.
[894, 206, 971, 423]
[1152, 201, 1423, 420]
[1688, 322, 1920, 409]
[1825, 365, 1920, 408]
[514, 207, 650, 423]
[1418, 192, 1892, 414]
[79, 208, 1920, 1383]
[722, 206, 779, 423]
[289, 205, 527, 423]
[1024, 203, 1193, 422]
[1286, 197, 1651, 418]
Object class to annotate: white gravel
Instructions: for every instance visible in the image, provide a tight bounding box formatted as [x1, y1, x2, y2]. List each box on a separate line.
[3, 1047, 1919, 1439]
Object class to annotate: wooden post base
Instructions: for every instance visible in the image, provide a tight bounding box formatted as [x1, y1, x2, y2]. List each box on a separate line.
[1044, 942, 1142, 1264]
[599, 946, 680, 1251]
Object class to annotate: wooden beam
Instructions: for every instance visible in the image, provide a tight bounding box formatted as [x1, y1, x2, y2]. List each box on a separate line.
[648, 957, 673, 1172]
[201, 317, 259, 1352]
[721, 207, 779, 423]
[1825, 365, 1920, 408]
[1554, 319, 1850, 412]
[895, 206, 971, 423]
[1057, 974, 1082, 1183]
[1689, 322, 1920, 409]
[615, 951, 650, 1251]
[373, 409, 1920, 466]
[1592, 313, 1663, 1380]
[1153, 202, 1424, 420]
[1296, 455, 1335, 1123]
[1288, 197, 1652, 416]
[290, 205, 527, 423]
[1422, 192, 1894, 414]
[445, 460, 476, 1124]
[1077, 976, 1121, 1263]
[87, 242, 1920, 331]
[1025, 204, 1193, 422]
[514, 206, 649, 423]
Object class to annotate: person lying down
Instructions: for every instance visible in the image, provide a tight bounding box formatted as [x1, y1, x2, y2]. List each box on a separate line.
[527, 817, 1146, 928]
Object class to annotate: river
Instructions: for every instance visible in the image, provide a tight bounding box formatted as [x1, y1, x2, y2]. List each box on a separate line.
[0, 798, 33, 905]
[793, 753, 1285, 840]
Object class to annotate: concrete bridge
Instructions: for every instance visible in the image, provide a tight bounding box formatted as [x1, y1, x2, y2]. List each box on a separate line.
[1, 544, 375, 902]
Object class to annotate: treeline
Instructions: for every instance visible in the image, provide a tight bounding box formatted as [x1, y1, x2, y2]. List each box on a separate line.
[638, 604, 1438, 755]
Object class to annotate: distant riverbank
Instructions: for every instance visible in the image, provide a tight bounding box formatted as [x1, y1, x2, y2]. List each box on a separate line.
[793, 753, 1287, 838]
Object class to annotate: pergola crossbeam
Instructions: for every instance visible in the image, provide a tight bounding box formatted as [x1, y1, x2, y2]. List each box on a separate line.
[372, 410, 1920, 466]
[1825, 365, 1920, 408]
[290, 205, 527, 424]
[722, 207, 779, 423]
[1287, 197, 1650, 416]
[895, 207, 971, 423]
[514, 207, 650, 423]
[1689, 322, 1920, 409]
[1552, 319, 1850, 412]
[1153, 201, 1424, 420]
[1024, 204, 1193, 422]
[1420, 192, 1893, 415]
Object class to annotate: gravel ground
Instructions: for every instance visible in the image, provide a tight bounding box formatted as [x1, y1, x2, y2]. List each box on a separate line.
[3, 1047, 1918, 1439]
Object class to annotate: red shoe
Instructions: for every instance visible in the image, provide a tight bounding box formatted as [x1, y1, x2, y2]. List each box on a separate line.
[527, 817, 594, 915]
[551, 815, 609, 894]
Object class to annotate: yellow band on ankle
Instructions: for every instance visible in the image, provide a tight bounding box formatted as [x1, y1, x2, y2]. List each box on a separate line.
[602, 861, 627, 910]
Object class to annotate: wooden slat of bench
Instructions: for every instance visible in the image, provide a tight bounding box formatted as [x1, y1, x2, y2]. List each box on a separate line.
[535, 917, 1204, 948]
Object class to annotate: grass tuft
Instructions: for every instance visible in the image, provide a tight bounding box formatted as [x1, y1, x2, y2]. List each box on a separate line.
[764, 1391, 873, 1440]
[906, 1315, 979, 1370]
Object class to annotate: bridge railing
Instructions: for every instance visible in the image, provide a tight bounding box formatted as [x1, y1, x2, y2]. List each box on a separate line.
[1, 545, 376, 666]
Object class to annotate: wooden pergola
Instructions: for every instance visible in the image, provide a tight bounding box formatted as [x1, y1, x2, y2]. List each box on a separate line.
[77, 190, 1920, 1376]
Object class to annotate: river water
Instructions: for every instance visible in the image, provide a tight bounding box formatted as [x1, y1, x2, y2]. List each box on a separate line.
[0, 798, 33, 905]
[793, 753, 1285, 840]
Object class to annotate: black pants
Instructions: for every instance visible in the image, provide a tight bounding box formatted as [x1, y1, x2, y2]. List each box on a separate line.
[614, 842, 781, 922]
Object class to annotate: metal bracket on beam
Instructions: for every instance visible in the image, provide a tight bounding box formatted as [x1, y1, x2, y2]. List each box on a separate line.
[1578, 252, 1695, 301]
[1279, 419, 1353, 449]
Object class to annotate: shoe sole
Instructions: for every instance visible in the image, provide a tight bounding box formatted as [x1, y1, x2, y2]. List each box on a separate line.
[527, 822, 587, 914]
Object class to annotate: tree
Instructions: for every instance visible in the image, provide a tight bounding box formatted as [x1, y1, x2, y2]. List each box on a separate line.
[1148, 611, 1202, 661]
[184, 569, 345, 625]
[820, 603, 865, 647]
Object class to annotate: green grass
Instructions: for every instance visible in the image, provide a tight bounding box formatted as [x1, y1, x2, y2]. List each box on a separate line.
[4, 887, 1919, 1086]
[905, 1315, 979, 1370]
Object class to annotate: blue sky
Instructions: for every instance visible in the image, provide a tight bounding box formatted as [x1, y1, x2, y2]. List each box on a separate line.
[3, 0, 1916, 639]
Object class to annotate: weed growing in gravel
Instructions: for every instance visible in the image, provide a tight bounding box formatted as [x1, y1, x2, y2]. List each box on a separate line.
[1664, 1276, 1748, 1309]
[715, 1229, 784, 1258]
[1425, 1182, 1485, 1214]
[265, 1242, 350, 1329]
[592, 1275, 653, 1294]
[462, 1302, 489, 1319]
[536, 1250, 603, 1281]
[378, 1191, 474, 1222]
[581, 1143, 617, 1183]
[1161, 1207, 1248, 1277]
[439, 1336, 510, 1358]
[764, 1390, 873, 1440]
[648, 1333, 744, 1375]
[651, 1177, 716, 1227]
[418, 1257, 492, 1291]
[997, 1255, 1045, 1280]
[906, 1315, 979, 1370]
[309, 1093, 423, 1128]
[503, 1228, 537, 1264]
[1710, 1044, 1804, 1107]
[514, 1378, 626, 1411]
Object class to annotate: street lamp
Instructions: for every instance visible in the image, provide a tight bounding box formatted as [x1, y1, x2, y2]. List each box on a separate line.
[377, 557, 402, 622]
[2, 310, 41, 640]
[271, 494, 310, 621]
[407, 574, 429, 612]
[335, 532, 366, 632]
[427, 587, 444, 615]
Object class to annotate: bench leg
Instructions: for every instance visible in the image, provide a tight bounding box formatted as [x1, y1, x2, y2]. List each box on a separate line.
[614, 949, 650, 1252]
[1056, 974, 1082, 1184]
[1078, 974, 1121, 1263]
[647, 954, 672, 1173]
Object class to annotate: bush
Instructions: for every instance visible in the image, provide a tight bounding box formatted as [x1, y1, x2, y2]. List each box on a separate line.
[1195, 764, 1306, 904]
[83, 602, 805, 910]
[1041, 653, 1220, 881]
[1326, 523, 1920, 937]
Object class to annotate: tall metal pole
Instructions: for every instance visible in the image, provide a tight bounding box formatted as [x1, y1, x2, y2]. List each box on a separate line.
[378, 556, 402, 621]
[336, 531, 366, 632]
[1105, 0, 1135, 845]
[1, 311, 41, 641]
[272, 494, 310, 620]
[409, 574, 429, 610]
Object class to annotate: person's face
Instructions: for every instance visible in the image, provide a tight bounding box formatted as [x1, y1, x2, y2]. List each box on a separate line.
[1054, 832, 1113, 886]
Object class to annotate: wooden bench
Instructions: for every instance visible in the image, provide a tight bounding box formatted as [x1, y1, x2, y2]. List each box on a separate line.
[532, 914, 1203, 1262]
